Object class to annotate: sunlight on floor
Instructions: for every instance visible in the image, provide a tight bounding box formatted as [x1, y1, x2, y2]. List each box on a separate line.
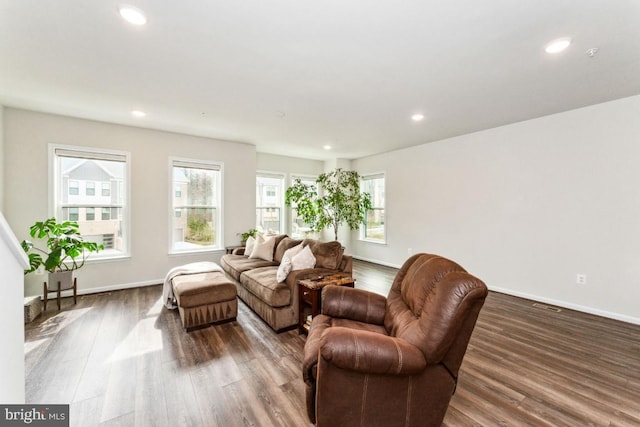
[107, 306, 164, 363]
[24, 307, 94, 356]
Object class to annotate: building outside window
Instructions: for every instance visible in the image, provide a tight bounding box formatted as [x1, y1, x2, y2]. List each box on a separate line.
[69, 180, 79, 195]
[361, 173, 386, 243]
[256, 173, 284, 234]
[52, 145, 129, 258]
[171, 158, 222, 253]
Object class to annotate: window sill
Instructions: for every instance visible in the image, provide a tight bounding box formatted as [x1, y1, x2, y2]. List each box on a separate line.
[360, 238, 387, 245]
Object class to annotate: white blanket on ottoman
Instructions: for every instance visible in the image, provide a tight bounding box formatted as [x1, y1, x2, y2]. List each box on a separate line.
[163, 261, 223, 309]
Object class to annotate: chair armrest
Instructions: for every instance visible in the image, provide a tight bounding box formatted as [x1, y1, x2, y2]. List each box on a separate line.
[319, 327, 426, 375]
[321, 286, 387, 325]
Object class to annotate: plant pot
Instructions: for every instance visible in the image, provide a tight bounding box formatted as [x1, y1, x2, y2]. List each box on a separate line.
[48, 270, 74, 291]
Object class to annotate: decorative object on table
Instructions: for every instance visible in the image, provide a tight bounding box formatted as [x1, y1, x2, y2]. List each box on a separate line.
[238, 228, 259, 245]
[21, 217, 103, 310]
[285, 168, 372, 241]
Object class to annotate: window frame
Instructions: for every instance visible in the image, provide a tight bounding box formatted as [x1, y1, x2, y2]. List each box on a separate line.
[169, 157, 224, 254]
[256, 171, 286, 234]
[360, 172, 386, 244]
[49, 144, 131, 260]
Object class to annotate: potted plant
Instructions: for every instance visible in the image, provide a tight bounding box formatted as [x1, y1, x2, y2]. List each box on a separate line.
[21, 218, 103, 289]
[238, 228, 259, 245]
[285, 168, 372, 241]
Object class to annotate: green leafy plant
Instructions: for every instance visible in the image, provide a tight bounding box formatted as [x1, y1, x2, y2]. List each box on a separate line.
[285, 168, 372, 241]
[238, 228, 259, 243]
[21, 217, 104, 274]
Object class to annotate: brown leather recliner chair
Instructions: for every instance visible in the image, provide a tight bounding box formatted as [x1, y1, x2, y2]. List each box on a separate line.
[302, 253, 488, 427]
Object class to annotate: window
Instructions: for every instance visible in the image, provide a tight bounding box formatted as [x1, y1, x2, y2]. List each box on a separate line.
[289, 175, 318, 239]
[171, 158, 222, 253]
[256, 173, 284, 234]
[52, 145, 129, 258]
[361, 173, 386, 243]
[69, 181, 79, 195]
[68, 207, 79, 221]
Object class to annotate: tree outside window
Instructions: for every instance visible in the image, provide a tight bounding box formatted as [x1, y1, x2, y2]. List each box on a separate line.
[171, 159, 222, 253]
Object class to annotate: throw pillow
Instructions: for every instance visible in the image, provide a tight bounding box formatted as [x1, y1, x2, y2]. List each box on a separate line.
[276, 243, 305, 282]
[291, 245, 316, 271]
[249, 234, 276, 261]
[245, 236, 256, 256]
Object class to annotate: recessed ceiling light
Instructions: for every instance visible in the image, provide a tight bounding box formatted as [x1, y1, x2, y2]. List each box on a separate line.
[411, 113, 424, 122]
[131, 110, 146, 117]
[323, 145, 332, 150]
[545, 38, 571, 54]
[119, 5, 147, 26]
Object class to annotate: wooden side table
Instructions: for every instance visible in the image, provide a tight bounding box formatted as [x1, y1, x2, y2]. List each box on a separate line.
[225, 245, 244, 254]
[298, 273, 355, 334]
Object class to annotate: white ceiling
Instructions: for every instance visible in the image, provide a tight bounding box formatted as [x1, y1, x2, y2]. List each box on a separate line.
[1, 1, 639, 160]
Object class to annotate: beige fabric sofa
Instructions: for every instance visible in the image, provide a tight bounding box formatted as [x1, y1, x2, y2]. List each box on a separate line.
[220, 235, 352, 332]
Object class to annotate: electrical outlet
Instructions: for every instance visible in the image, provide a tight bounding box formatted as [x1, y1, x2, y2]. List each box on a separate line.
[407, 248, 412, 255]
[576, 274, 587, 285]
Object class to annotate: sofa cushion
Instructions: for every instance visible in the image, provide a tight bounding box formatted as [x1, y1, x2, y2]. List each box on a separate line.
[277, 243, 304, 283]
[249, 234, 276, 261]
[220, 254, 277, 281]
[172, 272, 237, 308]
[240, 266, 291, 308]
[245, 236, 256, 255]
[292, 245, 316, 270]
[303, 239, 344, 270]
[274, 237, 303, 263]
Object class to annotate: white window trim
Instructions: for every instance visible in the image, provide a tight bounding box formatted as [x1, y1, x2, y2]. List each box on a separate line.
[256, 170, 286, 235]
[49, 143, 132, 261]
[169, 157, 224, 255]
[360, 171, 387, 244]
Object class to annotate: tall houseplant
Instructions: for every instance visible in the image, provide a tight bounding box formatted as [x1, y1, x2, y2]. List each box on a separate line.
[21, 218, 103, 285]
[285, 168, 372, 241]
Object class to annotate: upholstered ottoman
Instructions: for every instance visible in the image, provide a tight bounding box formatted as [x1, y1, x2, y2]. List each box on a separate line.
[172, 271, 237, 331]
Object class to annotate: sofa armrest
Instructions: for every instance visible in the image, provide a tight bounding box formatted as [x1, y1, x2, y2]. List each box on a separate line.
[322, 286, 386, 325]
[319, 327, 426, 375]
[339, 255, 353, 274]
[232, 247, 246, 255]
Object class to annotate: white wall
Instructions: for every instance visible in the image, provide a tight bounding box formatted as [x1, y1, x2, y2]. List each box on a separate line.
[1, 106, 4, 211]
[0, 211, 28, 403]
[4, 108, 256, 297]
[257, 152, 324, 176]
[352, 95, 640, 324]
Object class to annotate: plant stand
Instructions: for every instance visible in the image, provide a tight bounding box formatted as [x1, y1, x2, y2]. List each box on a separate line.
[44, 276, 77, 311]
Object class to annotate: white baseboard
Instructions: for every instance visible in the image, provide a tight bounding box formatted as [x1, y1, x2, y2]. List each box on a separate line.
[352, 256, 640, 326]
[352, 255, 402, 269]
[490, 286, 640, 326]
[34, 279, 163, 300]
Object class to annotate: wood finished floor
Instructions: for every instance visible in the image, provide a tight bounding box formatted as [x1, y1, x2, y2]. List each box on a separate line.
[25, 260, 640, 426]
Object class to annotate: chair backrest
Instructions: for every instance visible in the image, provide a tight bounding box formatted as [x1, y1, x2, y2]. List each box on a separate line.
[384, 253, 488, 371]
